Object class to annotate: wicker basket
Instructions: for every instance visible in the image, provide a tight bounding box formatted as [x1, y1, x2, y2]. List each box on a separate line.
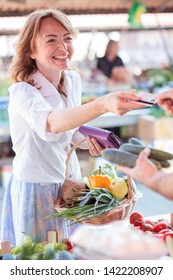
[55, 139, 142, 225]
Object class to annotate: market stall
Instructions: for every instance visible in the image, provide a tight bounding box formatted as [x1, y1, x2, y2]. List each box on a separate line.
[0, 0, 173, 264]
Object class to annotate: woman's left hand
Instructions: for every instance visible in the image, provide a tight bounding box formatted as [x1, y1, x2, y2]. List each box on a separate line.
[86, 137, 104, 156]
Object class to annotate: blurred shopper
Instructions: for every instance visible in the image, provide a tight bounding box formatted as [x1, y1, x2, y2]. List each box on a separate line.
[97, 40, 124, 78]
[97, 40, 133, 83]
[97, 40, 131, 83]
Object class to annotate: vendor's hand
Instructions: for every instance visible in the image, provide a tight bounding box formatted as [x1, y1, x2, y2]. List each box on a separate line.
[117, 148, 159, 186]
[104, 89, 146, 116]
[86, 137, 104, 156]
[156, 90, 173, 115]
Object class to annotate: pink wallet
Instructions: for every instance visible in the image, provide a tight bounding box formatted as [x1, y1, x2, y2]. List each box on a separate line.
[78, 125, 122, 148]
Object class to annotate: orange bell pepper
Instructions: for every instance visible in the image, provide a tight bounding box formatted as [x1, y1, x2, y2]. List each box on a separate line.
[88, 175, 111, 190]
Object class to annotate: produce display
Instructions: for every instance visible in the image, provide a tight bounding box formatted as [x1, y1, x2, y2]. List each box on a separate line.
[1, 233, 75, 260]
[145, 67, 173, 88]
[129, 212, 173, 237]
[2, 213, 172, 260]
[46, 164, 139, 224]
[101, 137, 173, 169]
[129, 211, 173, 258]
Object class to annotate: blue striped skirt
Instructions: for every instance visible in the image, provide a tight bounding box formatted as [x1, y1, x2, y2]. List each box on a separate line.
[0, 175, 78, 246]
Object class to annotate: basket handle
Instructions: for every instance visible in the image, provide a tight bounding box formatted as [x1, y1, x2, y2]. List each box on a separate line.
[65, 138, 86, 179]
[126, 176, 134, 200]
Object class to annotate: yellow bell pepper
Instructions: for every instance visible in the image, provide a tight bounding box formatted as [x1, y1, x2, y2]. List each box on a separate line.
[109, 178, 128, 200]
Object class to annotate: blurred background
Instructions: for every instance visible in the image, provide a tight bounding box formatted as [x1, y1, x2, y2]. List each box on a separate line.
[1, 0, 173, 232]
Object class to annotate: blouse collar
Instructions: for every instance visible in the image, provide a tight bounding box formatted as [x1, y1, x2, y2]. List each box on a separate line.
[31, 70, 73, 98]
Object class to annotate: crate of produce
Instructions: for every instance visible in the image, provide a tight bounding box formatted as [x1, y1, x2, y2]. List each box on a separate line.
[0, 230, 74, 260]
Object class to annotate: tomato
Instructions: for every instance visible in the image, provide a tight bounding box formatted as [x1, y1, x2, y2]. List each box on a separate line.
[65, 240, 73, 251]
[153, 221, 168, 233]
[129, 212, 144, 226]
[140, 223, 154, 232]
[143, 219, 154, 225]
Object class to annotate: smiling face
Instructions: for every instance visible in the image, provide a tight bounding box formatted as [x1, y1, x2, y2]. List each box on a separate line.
[30, 17, 74, 81]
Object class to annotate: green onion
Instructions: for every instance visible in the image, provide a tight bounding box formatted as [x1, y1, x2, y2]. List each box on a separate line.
[45, 188, 122, 224]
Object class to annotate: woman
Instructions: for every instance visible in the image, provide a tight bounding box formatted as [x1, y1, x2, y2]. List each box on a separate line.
[1, 9, 145, 246]
[97, 40, 124, 78]
[97, 40, 132, 83]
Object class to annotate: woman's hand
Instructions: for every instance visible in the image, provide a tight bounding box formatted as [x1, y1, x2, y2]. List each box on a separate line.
[156, 90, 173, 115]
[103, 89, 146, 116]
[86, 137, 104, 156]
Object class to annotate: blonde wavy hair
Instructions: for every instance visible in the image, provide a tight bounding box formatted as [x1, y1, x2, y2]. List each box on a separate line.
[10, 9, 78, 94]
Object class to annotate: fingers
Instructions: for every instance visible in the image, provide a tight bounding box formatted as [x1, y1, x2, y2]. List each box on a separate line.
[157, 97, 173, 107]
[137, 147, 151, 161]
[117, 91, 141, 101]
[156, 90, 173, 107]
[118, 148, 151, 173]
[120, 100, 146, 112]
[116, 91, 147, 111]
[156, 94, 173, 115]
[156, 89, 173, 101]
[86, 137, 104, 156]
[90, 137, 104, 152]
[137, 148, 157, 170]
[106, 90, 147, 116]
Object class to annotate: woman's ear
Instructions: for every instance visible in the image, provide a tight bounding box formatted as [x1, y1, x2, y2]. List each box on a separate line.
[30, 54, 35, 59]
[29, 50, 35, 59]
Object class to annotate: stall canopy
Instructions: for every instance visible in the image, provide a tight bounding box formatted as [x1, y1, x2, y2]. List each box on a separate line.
[1, 0, 173, 35]
[0, 0, 173, 16]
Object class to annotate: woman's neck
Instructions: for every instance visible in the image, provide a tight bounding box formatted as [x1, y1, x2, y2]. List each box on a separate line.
[39, 68, 62, 90]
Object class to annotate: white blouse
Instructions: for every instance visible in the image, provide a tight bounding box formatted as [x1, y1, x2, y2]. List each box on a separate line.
[8, 70, 83, 184]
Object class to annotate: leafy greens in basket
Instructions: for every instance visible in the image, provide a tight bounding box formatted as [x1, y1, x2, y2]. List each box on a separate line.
[45, 164, 137, 224]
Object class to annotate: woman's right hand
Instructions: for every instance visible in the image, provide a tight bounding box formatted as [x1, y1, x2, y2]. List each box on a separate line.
[103, 90, 146, 115]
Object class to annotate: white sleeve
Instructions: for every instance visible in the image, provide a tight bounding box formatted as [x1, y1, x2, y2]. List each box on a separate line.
[8, 82, 60, 142]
